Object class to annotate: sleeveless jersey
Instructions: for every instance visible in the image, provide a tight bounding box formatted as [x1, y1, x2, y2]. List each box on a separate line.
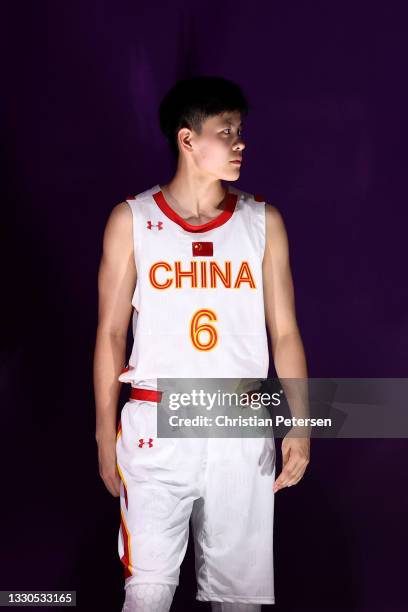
[118, 184, 269, 390]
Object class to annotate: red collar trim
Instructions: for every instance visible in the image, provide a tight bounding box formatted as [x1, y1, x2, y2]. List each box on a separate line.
[152, 187, 238, 233]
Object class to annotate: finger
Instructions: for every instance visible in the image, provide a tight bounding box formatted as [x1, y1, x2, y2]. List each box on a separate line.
[276, 459, 302, 485]
[103, 473, 121, 497]
[108, 479, 121, 497]
[286, 473, 304, 487]
[282, 460, 310, 488]
[274, 459, 307, 491]
[274, 469, 296, 491]
[287, 477, 301, 487]
[292, 460, 309, 483]
[114, 475, 122, 496]
[285, 468, 306, 487]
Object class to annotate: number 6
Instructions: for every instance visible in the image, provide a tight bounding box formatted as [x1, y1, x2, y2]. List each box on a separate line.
[190, 308, 218, 351]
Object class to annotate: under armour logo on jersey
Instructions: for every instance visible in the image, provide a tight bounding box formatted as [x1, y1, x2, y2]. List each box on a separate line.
[147, 220, 163, 230]
[138, 438, 154, 448]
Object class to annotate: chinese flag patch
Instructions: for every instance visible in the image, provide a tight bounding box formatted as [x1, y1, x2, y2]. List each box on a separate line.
[192, 241, 213, 256]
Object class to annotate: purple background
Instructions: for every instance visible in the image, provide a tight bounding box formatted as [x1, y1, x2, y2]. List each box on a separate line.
[2, 1, 407, 610]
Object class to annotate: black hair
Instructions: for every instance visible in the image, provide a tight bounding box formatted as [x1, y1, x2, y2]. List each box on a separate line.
[158, 75, 249, 159]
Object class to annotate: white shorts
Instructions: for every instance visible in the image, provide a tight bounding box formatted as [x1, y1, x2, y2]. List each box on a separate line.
[116, 398, 276, 605]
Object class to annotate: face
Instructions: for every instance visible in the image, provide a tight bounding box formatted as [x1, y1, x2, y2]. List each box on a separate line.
[179, 110, 246, 180]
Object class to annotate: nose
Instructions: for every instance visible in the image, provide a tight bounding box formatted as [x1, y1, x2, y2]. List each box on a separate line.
[233, 136, 245, 151]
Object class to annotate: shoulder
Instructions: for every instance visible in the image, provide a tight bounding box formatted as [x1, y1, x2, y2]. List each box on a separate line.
[106, 200, 133, 230]
[243, 189, 287, 237]
[264, 202, 287, 235]
[110, 200, 133, 220]
[240, 189, 283, 223]
[264, 201, 282, 220]
[247, 190, 284, 225]
[102, 201, 133, 252]
[263, 202, 289, 257]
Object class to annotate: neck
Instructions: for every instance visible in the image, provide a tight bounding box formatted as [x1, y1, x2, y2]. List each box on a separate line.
[160, 170, 228, 219]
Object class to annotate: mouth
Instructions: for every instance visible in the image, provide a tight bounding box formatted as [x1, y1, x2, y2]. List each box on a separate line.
[230, 160, 242, 165]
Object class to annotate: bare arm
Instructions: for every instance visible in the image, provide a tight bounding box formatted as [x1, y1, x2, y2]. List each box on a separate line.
[93, 201, 136, 494]
[262, 203, 310, 492]
[263, 204, 307, 377]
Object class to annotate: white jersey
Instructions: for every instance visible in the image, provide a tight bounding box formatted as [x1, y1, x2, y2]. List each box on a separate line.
[118, 183, 269, 389]
[115, 185, 276, 605]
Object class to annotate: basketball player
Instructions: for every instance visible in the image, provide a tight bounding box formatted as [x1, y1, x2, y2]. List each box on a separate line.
[94, 76, 310, 611]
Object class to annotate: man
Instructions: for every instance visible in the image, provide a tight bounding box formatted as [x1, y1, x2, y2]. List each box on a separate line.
[94, 76, 310, 611]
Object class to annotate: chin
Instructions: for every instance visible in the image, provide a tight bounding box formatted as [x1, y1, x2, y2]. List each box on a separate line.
[224, 168, 241, 181]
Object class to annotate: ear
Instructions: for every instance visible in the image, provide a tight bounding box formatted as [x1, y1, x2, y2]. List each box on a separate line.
[178, 127, 194, 153]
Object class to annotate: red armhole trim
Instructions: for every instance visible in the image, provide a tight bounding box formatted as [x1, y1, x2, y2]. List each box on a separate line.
[254, 193, 265, 202]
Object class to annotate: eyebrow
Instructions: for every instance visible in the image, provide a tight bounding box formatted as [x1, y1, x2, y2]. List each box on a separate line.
[223, 118, 244, 127]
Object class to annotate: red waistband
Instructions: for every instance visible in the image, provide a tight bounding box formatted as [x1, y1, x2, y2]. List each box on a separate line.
[130, 387, 163, 403]
[129, 386, 261, 404]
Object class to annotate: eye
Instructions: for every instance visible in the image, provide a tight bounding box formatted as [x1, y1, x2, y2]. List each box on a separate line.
[222, 127, 243, 135]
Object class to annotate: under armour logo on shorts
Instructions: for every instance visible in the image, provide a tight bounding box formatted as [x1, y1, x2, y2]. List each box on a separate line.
[147, 220, 163, 230]
[138, 438, 154, 448]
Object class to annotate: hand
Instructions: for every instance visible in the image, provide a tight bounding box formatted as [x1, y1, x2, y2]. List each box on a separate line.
[273, 429, 310, 493]
[97, 434, 121, 497]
